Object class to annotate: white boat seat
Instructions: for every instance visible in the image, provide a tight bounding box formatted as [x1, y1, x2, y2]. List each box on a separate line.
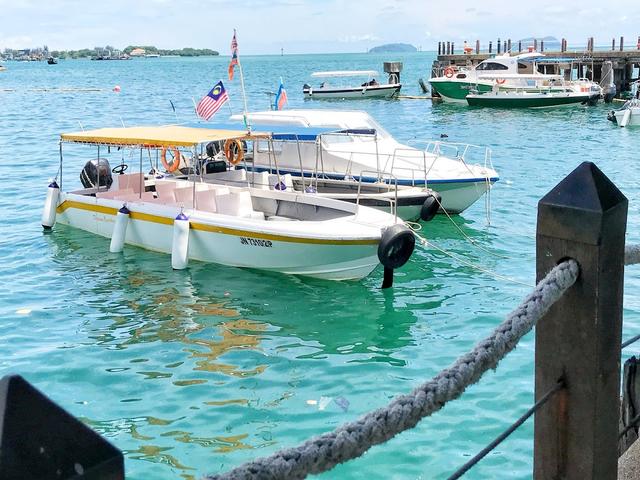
[195, 190, 217, 213]
[97, 188, 133, 199]
[216, 190, 257, 217]
[251, 171, 270, 190]
[116, 173, 144, 194]
[155, 182, 177, 203]
[174, 187, 195, 208]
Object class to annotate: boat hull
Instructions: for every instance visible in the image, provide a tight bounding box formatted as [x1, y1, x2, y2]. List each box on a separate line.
[54, 193, 383, 280]
[303, 84, 401, 99]
[429, 79, 492, 102]
[247, 167, 496, 214]
[466, 92, 595, 108]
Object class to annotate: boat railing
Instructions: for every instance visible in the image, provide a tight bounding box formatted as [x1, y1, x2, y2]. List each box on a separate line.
[356, 170, 398, 221]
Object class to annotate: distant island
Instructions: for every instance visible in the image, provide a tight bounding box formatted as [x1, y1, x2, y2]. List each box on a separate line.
[1, 44, 218, 61]
[368, 43, 417, 54]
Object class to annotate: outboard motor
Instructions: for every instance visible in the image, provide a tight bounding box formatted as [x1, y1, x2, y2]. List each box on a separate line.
[80, 158, 112, 189]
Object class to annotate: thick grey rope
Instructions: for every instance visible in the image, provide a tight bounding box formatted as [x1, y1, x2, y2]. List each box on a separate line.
[626, 244, 640, 266]
[207, 259, 579, 480]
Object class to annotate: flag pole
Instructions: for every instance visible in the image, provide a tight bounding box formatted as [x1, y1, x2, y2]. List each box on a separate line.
[234, 29, 251, 133]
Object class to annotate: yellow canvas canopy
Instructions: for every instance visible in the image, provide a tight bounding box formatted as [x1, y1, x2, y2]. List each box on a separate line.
[60, 125, 269, 147]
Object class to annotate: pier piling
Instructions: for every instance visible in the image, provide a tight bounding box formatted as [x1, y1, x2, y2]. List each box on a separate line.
[534, 162, 627, 480]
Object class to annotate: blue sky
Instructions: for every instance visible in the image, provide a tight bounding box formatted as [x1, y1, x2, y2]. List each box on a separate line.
[1, 0, 639, 54]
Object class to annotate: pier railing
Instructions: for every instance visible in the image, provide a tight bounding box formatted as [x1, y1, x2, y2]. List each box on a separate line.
[2, 161, 640, 479]
[437, 36, 640, 56]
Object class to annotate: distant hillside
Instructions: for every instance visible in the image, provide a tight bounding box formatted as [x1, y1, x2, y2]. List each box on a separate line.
[517, 36, 560, 49]
[368, 43, 417, 53]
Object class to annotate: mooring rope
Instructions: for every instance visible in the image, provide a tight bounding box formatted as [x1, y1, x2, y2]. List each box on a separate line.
[626, 244, 640, 266]
[206, 260, 579, 480]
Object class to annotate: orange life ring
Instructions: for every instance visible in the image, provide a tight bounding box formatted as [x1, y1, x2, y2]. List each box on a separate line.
[496, 78, 506, 85]
[444, 67, 455, 78]
[161, 146, 181, 173]
[224, 139, 244, 166]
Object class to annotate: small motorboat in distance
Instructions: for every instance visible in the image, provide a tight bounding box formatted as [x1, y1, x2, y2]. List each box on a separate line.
[47, 56, 58, 65]
[41, 125, 417, 286]
[303, 70, 401, 99]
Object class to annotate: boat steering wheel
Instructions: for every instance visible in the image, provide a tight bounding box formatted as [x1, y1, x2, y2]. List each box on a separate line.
[112, 164, 128, 174]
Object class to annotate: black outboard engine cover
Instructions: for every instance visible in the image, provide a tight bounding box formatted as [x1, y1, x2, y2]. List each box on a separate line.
[80, 158, 113, 189]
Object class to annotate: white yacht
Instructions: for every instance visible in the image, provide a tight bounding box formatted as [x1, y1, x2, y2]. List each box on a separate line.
[303, 71, 401, 99]
[229, 109, 498, 214]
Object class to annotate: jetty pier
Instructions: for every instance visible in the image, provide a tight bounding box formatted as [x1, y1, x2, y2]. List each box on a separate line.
[434, 37, 640, 96]
[5, 162, 640, 478]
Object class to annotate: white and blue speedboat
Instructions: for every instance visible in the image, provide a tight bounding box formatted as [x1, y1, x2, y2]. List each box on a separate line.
[221, 110, 498, 214]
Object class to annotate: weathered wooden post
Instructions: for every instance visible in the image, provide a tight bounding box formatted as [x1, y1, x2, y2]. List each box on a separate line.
[541, 40, 544, 52]
[507, 39, 511, 53]
[503, 40, 507, 53]
[534, 162, 628, 480]
[561, 38, 567, 52]
[620, 36, 624, 52]
[612, 38, 616, 51]
[497, 38, 501, 54]
[451, 42, 455, 54]
[475, 40, 480, 54]
[489, 41, 492, 54]
[518, 40, 522, 52]
[438, 42, 441, 56]
[534, 38, 538, 50]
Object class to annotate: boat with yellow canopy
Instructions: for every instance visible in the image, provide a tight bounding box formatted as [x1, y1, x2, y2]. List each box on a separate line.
[42, 125, 415, 286]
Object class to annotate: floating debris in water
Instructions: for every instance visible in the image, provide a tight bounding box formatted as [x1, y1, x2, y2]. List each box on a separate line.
[306, 399, 317, 406]
[334, 397, 350, 412]
[318, 396, 332, 411]
[16, 308, 31, 315]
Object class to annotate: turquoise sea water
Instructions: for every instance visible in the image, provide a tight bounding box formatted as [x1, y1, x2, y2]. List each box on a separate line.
[1, 52, 640, 479]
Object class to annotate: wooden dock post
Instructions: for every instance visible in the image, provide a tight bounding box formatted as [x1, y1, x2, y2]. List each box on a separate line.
[534, 162, 628, 480]
[534, 38, 538, 51]
[613, 38, 616, 51]
[620, 36, 624, 52]
[438, 42, 441, 56]
[497, 38, 501, 54]
[475, 40, 480, 54]
[489, 41, 492, 54]
[451, 42, 455, 54]
[541, 40, 544, 52]
[518, 40, 522, 53]
[507, 39, 511, 53]
[561, 38, 567, 52]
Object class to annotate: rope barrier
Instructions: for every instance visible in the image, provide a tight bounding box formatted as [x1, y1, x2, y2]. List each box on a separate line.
[626, 244, 640, 266]
[206, 259, 579, 480]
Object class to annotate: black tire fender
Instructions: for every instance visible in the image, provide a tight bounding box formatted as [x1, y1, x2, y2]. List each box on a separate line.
[420, 193, 442, 222]
[377, 224, 415, 270]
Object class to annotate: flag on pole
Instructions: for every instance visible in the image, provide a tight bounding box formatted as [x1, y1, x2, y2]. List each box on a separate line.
[274, 78, 288, 111]
[196, 81, 229, 121]
[228, 30, 239, 80]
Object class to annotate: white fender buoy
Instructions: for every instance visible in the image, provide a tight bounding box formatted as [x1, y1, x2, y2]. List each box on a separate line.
[109, 205, 130, 253]
[41, 180, 60, 230]
[621, 109, 631, 128]
[171, 212, 190, 270]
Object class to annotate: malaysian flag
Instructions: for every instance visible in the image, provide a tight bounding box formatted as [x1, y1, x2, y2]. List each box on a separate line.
[196, 81, 229, 121]
[228, 30, 239, 80]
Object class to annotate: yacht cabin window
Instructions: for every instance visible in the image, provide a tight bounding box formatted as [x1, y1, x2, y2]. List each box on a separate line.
[476, 62, 509, 71]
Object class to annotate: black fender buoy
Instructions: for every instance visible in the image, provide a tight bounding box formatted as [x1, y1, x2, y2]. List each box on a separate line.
[420, 193, 442, 222]
[377, 224, 415, 289]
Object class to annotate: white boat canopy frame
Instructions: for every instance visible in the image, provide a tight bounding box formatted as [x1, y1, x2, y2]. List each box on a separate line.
[311, 70, 378, 78]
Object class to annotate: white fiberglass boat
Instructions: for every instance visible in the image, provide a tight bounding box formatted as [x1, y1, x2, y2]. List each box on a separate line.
[429, 52, 602, 103]
[303, 71, 401, 99]
[229, 109, 498, 214]
[42, 126, 416, 286]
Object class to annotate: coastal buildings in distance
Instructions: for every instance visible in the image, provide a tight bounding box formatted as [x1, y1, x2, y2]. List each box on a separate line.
[0, 45, 219, 61]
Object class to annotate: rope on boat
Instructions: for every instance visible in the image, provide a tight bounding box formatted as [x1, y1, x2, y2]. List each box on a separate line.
[206, 259, 579, 480]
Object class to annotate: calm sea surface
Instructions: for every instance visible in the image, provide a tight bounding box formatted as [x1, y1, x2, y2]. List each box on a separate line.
[1, 52, 640, 479]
